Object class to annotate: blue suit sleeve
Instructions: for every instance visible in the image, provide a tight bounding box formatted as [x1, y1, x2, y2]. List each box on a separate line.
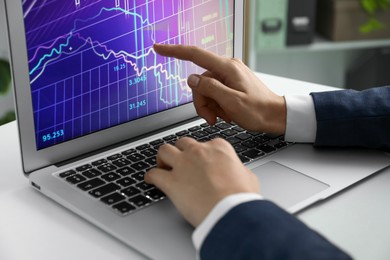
[200, 200, 351, 260]
[310, 86, 390, 150]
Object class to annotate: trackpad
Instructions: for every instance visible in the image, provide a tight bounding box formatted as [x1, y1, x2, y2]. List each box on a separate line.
[251, 161, 329, 209]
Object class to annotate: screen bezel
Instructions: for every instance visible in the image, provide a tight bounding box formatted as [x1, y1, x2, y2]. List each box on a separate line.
[5, 0, 245, 174]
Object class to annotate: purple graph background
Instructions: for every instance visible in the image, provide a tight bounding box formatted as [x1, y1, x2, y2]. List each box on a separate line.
[23, 0, 234, 150]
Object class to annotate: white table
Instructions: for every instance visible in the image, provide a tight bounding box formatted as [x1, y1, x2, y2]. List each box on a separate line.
[1, 73, 390, 260]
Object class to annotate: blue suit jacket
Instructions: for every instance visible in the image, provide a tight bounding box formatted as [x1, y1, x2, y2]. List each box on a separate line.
[311, 86, 390, 150]
[201, 201, 351, 260]
[201, 86, 390, 259]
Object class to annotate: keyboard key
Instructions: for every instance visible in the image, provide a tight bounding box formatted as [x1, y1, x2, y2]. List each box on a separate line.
[235, 133, 252, 141]
[145, 157, 157, 166]
[101, 192, 126, 205]
[189, 126, 201, 132]
[242, 149, 265, 159]
[98, 163, 117, 173]
[241, 140, 258, 149]
[136, 144, 150, 151]
[232, 126, 245, 132]
[141, 148, 157, 157]
[116, 166, 135, 176]
[116, 177, 136, 187]
[76, 164, 92, 172]
[226, 137, 241, 145]
[77, 178, 105, 191]
[150, 139, 164, 146]
[145, 188, 166, 201]
[131, 171, 146, 181]
[267, 139, 284, 147]
[253, 135, 270, 144]
[91, 159, 107, 167]
[257, 145, 277, 154]
[66, 174, 87, 184]
[89, 183, 121, 198]
[153, 143, 165, 150]
[238, 155, 250, 163]
[129, 195, 152, 208]
[191, 131, 208, 139]
[81, 168, 102, 178]
[107, 153, 122, 161]
[131, 161, 150, 171]
[127, 153, 146, 162]
[121, 148, 136, 156]
[200, 122, 210, 128]
[264, 133, 282, 139]
[121, 186, 141, 197]
[59, 170, 76, 178]
[216, 122, 231, 130]
[175, 130, 189, 136]
[101, 172, 121, 182]
[233, 144, 248, 153]
[136, 181, 155, 191]
[163, 134, 176, 141]
[221, 129, 238, 137]
[204, 127, 220, 134]
[112, 158, 131, 168]
[246, 131, 262, 136]
[274, 142, 288, 149]
[112, 201, 136, 214]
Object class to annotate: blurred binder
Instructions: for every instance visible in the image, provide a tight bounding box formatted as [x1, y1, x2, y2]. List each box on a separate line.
[286, 0, 317, 46]
[256, 0, 288, 50]
[256, 0, 317, 50]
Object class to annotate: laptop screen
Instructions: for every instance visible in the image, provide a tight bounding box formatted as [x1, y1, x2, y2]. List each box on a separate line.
[22, 0, 234, 150]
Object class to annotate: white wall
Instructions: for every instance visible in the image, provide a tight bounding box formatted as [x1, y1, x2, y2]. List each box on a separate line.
[0, 0, 15, 124]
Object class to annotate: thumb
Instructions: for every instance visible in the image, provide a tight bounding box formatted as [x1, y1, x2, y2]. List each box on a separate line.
[187, 74, 239, 107]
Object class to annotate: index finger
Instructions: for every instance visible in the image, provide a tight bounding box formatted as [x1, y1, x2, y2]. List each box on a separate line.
[153, 44, 229, 74]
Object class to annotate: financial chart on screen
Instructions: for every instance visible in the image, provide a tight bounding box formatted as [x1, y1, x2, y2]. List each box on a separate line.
[23, 0, 234, 150]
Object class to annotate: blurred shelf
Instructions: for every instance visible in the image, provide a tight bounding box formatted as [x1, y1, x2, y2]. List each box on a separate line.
[257, 35, 390, 54]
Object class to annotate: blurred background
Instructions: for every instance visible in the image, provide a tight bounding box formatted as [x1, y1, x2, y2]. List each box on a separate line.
[0, 0, 390, 126]
[245, 0, 390, 90]
[0, 0, 15, 126]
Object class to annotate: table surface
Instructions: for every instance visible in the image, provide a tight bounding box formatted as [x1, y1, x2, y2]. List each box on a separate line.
[1, 73, 390, 260]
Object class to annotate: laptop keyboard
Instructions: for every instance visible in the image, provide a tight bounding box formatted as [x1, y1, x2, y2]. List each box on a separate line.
[57, 120, 293, 216]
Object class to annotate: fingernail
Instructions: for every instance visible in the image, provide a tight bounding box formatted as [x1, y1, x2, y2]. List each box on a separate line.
[188, 75, 200, 88]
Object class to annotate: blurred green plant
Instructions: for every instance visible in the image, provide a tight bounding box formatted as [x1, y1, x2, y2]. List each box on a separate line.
[0, 58, 15, 125]
[360, 0, 390, 33]
[0, 59, 11, 95]
[0, 111, 16, 125]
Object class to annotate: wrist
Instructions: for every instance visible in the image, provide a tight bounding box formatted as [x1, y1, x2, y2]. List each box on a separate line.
[263, 95, 287, 135]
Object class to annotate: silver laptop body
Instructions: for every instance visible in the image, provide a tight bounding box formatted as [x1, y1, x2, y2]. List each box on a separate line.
[5, 1, 390, 259]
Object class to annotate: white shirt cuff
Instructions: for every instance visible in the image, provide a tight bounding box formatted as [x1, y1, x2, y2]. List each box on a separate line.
[284, 95, 317, 143]
[192, 193, 263, 253]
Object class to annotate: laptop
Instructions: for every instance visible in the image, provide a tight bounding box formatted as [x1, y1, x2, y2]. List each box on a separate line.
[5, 0, 390, 259]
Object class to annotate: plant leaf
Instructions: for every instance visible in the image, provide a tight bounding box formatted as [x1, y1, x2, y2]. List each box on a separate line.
[0, 59, 12, 95]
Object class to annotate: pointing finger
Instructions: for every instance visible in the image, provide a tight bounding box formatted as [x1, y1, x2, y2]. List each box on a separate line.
[154, 44, 231, 75]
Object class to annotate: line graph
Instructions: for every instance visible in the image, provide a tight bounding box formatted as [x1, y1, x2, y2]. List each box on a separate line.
[23, 0, 234, 150]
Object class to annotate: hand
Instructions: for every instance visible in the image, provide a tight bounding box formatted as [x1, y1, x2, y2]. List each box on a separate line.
[153, 44, 287, 134]
[145, 137, 260, 227]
